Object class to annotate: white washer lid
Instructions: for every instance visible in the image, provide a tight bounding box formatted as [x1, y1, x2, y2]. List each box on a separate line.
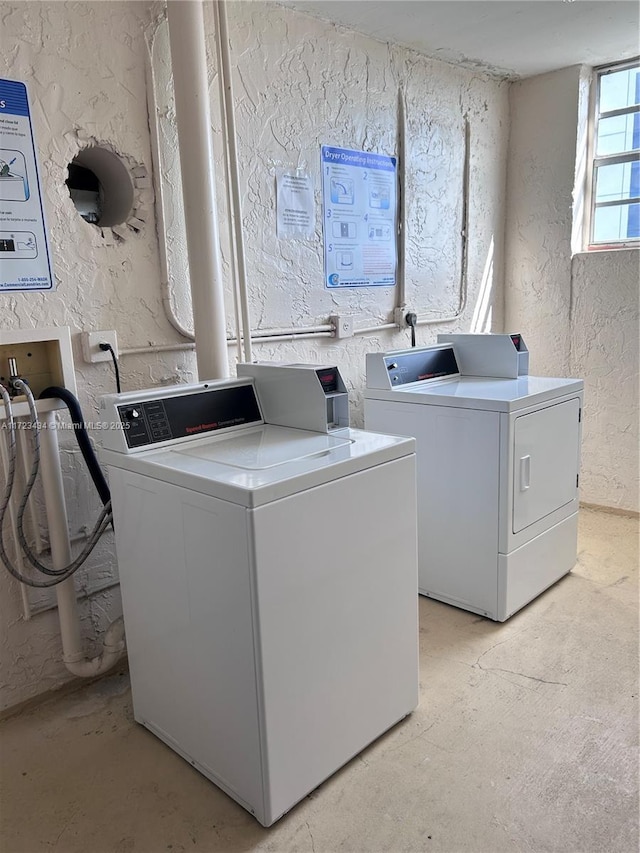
[101, 426, 415, 507]
[177, 426, 352, 470]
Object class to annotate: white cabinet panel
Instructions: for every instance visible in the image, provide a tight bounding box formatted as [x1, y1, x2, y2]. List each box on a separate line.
[499, 513, 578, 620]
[512, 398, 581, 534]
[251, 457, 418, 822]
[365, 400, 501, 614]
[110, 470, 264, 809]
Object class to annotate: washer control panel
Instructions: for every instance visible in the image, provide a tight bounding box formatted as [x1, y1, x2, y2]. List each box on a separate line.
[117, 384, 262, 449]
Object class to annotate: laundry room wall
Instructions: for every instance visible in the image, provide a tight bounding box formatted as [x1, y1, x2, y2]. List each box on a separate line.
[504, 66, 639, 513]
[154, 0, 509, 427]
[0, 0, 189, 713]
[1, 0, 508, 712]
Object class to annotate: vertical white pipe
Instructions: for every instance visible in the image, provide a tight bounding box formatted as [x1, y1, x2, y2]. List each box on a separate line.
[39, 412, 84, 664]
[216, 0, 253, 364]
[212, 1, 245, 365]
[167, 0, 229, 380]
[396, 88, 406, 313]
[144, 30, 196, 342]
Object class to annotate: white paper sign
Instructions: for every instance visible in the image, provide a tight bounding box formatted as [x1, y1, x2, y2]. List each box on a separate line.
[321, 145, 397, 289]
[276, 168, 315, 240]
[0, 79, 55, 292]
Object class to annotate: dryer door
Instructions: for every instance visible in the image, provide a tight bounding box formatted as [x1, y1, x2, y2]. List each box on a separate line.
[512, 397, 581, 534]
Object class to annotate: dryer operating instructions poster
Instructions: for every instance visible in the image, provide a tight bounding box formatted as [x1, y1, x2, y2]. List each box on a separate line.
[321, 145, 397, 289]
[0, 78, 55, 292]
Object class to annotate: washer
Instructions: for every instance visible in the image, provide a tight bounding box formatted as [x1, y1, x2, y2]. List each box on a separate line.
[365, 338, 583, 622]
[100, 377, 418, 826]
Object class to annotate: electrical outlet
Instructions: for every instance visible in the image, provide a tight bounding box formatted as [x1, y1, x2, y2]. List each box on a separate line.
[81, 330, 119, 364]
[330, 314, 354, 339]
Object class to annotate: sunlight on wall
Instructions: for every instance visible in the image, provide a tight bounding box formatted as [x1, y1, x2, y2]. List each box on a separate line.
[571, 68, 592, 255]
[470, 236, 494, 333]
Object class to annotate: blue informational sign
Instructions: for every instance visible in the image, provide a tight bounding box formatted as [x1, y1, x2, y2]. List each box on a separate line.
[0, 79, 55, 292]
[321, 145, 397, 289]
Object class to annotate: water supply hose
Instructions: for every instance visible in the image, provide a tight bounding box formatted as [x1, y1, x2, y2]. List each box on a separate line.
[38, 386, 111, 506]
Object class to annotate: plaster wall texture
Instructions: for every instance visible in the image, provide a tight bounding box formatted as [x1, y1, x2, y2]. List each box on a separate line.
[504, 66, 581, 378]
[153, 1, 509, 411]
[0, 0, 192, 713]
[571, 250, 639, 512]
[0, 0, 508, 711]
[505, 67, 639, 513]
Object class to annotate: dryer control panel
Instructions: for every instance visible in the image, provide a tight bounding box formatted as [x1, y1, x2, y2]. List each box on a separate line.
[366, 345, 459, 390]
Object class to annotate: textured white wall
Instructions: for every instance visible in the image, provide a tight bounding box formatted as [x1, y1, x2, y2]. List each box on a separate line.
[504, 67, 581, 377]
[154, 1, 508, 421]
[1, 1, 508, 711]
[0, 0, 193, 713]
[570, 250, 639, 511]
[219, 2, 499, 331]
[151, 3, 508, 348]
[505, 67, 639, 513]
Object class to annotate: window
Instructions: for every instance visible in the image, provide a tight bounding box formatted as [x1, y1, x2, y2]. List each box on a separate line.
[589, 58, 640, 248]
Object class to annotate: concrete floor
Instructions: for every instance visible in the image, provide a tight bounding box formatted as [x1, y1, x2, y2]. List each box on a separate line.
[1, 507, 638, 853]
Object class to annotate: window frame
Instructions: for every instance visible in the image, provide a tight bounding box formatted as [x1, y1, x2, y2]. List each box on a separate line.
[586, 57, 640, 251]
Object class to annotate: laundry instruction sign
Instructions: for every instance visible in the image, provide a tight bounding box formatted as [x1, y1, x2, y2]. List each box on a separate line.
[321, 145, 397, 288]
[0, 79, 55, 292]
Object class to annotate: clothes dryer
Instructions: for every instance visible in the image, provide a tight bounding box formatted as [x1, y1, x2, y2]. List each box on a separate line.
[365, 341, 583, 621]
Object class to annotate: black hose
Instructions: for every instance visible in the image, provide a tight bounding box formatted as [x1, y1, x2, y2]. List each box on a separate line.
[406, 312, 418, 348]
[100, 343, 121, 393]
[38, 386, 111, 506]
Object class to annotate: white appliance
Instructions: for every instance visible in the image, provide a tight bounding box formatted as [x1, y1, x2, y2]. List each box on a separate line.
[100, 376, 418, 826]
[365, 336, 583, 622]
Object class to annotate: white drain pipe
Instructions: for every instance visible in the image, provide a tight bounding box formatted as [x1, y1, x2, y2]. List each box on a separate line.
[39, 412, 125, 678]
[167, 0, 229, 380]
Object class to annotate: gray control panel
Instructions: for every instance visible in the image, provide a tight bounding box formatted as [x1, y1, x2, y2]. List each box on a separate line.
[117, 384, 262, 449]
[383, 348, 460, 387]
[366, 345, 459, 390]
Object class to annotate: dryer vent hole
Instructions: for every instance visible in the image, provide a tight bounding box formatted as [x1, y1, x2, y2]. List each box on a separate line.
[66, 147, 134, 228]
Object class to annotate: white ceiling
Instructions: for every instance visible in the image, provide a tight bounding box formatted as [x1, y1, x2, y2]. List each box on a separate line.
[280, 1, 640, 78]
